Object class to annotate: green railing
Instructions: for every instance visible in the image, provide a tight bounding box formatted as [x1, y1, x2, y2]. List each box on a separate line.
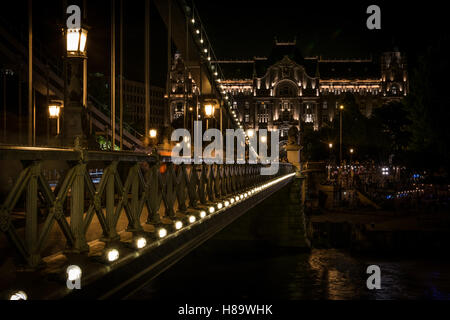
[0, 146, 295, 268]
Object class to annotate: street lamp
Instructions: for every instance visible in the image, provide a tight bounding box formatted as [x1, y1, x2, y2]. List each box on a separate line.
[328, 143, 334, 180]
[349, 148, 355, 166]
[149, 129, 158, 152]
[247, 129, 255, 138]
[339, 105, 344, 165]
[48, 101, 63, 135]
[48, 104, 61, 119]
[62, 25, 89, 147]
[204, 104, 214, 130]
[260, 135, 267, 143]
[65, 28, 88, 57]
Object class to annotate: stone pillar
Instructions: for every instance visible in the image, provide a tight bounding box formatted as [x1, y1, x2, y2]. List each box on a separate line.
[63, 58, 88, 148]
[286, 126, 302, 172]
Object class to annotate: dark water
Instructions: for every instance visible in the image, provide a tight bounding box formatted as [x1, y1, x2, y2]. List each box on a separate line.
[129, 243, 450, 300]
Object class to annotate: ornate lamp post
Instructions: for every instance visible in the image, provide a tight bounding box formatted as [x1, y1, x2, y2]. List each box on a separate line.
[339, 105, 344, 165]
[62, 26, 88, 148]
[149, 129, 158, 154]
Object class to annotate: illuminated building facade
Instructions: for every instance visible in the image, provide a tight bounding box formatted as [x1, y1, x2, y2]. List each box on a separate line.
[122, 79, 166, 130]
[216, 40, 408, 139]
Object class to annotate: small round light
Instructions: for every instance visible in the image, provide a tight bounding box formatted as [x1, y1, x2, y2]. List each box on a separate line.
[244, 193, 248, 198]
[209, 207, 215, 214]
[67, 265, 82, 281]
[9, 291, 27, 300]
[230, 198, 235, 204]
[158, 228, 168, 238]
[217, 203, 223, 210]
[136, 237, 147, 249]
[240, 195, 244, 200]
[189, 215, 196, 224]
[175, 221, 183, 230]
[235, 196, 240, 202]
[199, 211, 207, 219]
[106, 248, 120, 262]
[224, 201, 230, 207]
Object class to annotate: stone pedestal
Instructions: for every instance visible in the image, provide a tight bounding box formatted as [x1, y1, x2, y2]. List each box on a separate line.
[63, 57, 88, 148]
[286, 144, 302, 172]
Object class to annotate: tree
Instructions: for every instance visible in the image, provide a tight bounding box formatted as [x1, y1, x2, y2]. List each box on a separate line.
[404, 35, 450, 172]
[371, 101, 411, 159]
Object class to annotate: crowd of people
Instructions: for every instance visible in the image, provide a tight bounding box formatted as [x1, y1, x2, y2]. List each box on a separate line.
[326, 160, 450, 213]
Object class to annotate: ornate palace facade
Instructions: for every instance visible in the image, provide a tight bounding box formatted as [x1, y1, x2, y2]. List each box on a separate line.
[217, 40, 408, 139]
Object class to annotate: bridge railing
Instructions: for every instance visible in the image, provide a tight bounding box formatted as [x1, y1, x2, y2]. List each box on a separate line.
[0, 146, 294, 268]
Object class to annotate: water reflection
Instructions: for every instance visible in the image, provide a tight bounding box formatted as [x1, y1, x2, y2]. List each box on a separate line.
[129, 246, 450, 300]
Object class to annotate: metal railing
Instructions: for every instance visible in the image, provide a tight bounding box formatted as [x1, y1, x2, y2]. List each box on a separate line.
[0, 146, 294, 268]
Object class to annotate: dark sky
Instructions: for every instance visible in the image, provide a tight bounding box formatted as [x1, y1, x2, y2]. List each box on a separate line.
[1, 0, 448, 86]
[194, 0, 447, 59]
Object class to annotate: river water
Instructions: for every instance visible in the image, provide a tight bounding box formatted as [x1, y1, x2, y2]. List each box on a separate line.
[129, 243, 450, 300]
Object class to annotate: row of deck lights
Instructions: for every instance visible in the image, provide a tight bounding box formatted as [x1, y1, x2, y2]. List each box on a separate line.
[156, 172, 297, 242]
[7, 172, 296, 300]
[98, 172, 298, 264]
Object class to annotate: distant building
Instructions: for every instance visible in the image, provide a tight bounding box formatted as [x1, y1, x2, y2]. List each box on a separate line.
[122, 78, 166, 130]
[215, 39, 408, 138]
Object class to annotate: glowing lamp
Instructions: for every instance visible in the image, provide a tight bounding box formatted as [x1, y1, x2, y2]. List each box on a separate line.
[205, 104, 214, 118]
[106, 248, 119, 262]
[48, 104, 61, 119]
[66, 28, 88, 57]
[149, 129, 157, 138]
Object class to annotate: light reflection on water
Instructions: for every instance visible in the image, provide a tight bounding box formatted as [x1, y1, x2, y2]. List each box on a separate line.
[130, 247, 450, 300]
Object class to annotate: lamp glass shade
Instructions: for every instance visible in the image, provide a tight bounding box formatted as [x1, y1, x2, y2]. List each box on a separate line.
[66, 28, 88, 56]
[67, 29, 80, 52]
[205, 104, 214, 117]
[48, 105, 61, 119]
[79, 29, 88, 53]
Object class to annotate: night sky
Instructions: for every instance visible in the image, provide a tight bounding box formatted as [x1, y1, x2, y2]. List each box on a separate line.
[1, 0, 447, 87]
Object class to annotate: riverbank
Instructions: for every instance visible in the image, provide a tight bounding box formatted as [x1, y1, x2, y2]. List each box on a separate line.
[309, 209, 450, 256]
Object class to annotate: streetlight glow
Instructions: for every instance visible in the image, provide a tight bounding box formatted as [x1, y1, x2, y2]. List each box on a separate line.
[48, 104, 61, 119]
[135, 237, 147, 249]
[9, 291, 28, 300]
[67, 265, 82, 281]
[106, 248, 119, 262]
[175, 221, 183, 230]
[205, 104, 214, 117]
[66, 28, 88, 56]
[158, 228, 168, 238]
